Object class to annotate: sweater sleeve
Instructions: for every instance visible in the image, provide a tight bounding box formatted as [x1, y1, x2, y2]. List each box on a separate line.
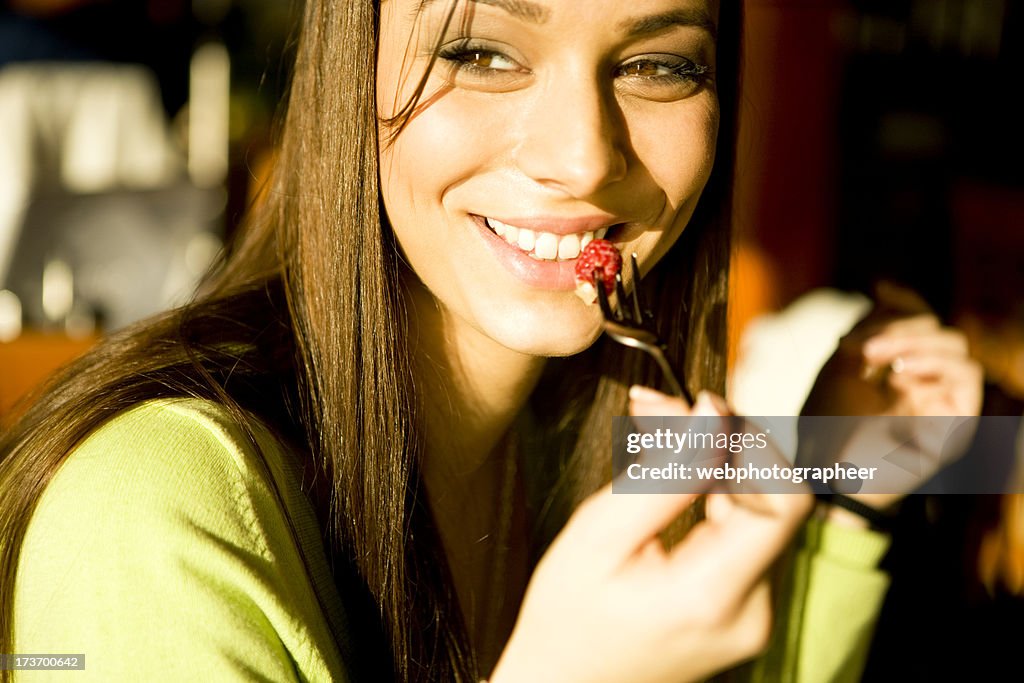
[13, 400, 349, 683]
[745, 515, 892, 683]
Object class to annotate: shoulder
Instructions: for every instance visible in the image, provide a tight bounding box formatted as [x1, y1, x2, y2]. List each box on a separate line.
[24, 399, 288, 557]
[61, 397, 282, 492]
[14, 398, 348, 681]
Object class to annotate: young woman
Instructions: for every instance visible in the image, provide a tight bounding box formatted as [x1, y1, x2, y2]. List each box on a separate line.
[1, 1, 981, 681]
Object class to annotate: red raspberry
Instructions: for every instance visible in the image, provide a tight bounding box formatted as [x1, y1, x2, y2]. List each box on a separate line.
[574, 239, 622, 296]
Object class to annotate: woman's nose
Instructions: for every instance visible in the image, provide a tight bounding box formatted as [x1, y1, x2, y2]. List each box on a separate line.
[514, 79, 628, 198]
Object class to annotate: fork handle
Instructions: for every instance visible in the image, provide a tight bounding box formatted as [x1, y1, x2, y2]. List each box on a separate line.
[649, 345, 692, 403]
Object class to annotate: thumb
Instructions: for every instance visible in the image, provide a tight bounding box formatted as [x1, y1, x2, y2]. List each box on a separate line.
[561, 387, 721, 567]
[874, 280, 932, 316]
[563, 482, 701, 571]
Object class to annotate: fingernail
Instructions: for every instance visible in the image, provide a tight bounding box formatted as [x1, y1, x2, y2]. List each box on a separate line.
[863, 337, 890, 358]
[709, 393, 731, 414]
[629, 385, 669, 403]
[693, 391, 720, 416]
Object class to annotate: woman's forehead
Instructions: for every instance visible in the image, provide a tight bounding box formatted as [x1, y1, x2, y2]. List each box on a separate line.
[402, 0, 720, 31]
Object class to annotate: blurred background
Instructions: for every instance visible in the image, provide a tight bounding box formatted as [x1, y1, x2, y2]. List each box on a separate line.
[0, 0, 1021, 678]
[727, 2, 1024, 678]
[0, 0, 293, 413]
[729, 0, 1024, 416]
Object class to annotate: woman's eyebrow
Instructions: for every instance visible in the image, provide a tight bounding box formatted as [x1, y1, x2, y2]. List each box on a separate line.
[418, 0, 549, 24]
[620, 8, 718, 40]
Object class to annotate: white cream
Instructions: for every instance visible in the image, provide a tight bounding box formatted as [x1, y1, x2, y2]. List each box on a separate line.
[485, 217, 609, 262]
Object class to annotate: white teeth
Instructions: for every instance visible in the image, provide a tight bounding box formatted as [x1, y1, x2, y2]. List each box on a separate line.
[534, 233, 559, 260]
[486, 217, 506, 236]
[517, 228, 536, 251]
[558, 233, 581, 260]
[484, 218, 612, 261]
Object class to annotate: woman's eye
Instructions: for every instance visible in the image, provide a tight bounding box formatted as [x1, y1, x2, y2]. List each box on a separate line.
[437, 41, 526, 82]
[620, 61, 675, 78]
[615, 56, 712, 99]
[445, 49, 520, 72]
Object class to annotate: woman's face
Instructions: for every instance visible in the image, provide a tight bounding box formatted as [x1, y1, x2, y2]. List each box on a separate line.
[378, 0, 720, 357]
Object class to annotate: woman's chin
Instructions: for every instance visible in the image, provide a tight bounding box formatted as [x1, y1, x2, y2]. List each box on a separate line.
[484, 310, 605, 359]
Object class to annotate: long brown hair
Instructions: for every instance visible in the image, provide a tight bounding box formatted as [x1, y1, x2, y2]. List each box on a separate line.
[0, 1, 742, 681]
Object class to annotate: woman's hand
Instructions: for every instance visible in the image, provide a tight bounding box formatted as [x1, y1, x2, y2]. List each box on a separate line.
[804, 282, 982, 418]
[800, 282, 984, 509]
[490, 390, 813, 683]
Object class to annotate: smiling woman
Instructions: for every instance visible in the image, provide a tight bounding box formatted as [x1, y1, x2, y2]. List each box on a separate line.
[0, 1, 934, 682]
[379, 0, 720, 359]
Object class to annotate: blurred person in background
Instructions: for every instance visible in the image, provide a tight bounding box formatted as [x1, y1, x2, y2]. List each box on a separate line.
[727, 0, 1024, 676]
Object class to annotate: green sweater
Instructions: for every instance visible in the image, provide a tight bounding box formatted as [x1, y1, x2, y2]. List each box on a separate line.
[14, 399, 891, 681]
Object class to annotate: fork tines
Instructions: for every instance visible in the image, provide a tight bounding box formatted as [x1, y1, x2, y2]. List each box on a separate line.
[595, 268, 615, 320]
[595, 254, 646, 326]
[595, 253, 691, 402]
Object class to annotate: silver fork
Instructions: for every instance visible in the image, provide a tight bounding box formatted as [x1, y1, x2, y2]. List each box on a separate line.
[595, 253, 692, 403]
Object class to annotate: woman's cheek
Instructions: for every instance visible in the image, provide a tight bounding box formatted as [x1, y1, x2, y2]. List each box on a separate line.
[629, 94, 719, 208]
[393, 93, 509, 200]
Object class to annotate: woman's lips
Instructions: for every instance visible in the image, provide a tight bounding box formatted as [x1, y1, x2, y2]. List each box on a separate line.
[484, 217, 609, 260]
[472, 214, 625, 291]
